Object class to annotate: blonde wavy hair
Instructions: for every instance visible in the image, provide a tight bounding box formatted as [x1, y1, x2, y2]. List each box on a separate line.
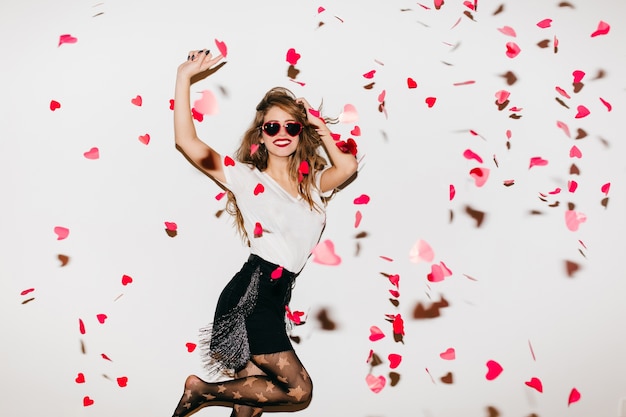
[226, 87, 332, 243]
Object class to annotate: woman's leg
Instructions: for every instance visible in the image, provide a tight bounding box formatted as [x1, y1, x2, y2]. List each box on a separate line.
[229, 362, 264, 417]
[172, 350, 312, 417]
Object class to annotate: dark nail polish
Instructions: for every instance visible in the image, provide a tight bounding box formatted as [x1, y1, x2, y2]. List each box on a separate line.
[205, 49, 210, 55]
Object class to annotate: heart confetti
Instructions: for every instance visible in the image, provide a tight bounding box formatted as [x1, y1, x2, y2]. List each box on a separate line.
[537, 18, 552, 28]
[485, 360, 503, 381]
[131, 95, 142, 106]
[469, 167, 490, 187]
[270, 266, 283, 280]
[407, 78, 418, 89]
[54, 226, 70, 240]
[363, 70, 376, 79]
[138, 134, 150, 145]
[388, 353, 402, 369]
[254, 183, 265, 195]
[409, 239, 434, 263]
[440, 348, 456, 360]
[369, 326, 385, 342]
[224, 156, 235, 166]
[353, 194, 370, 205]
[568, 387, 581, 406]
[50, 100, 61, 111]
[590, 21, 610, 37]
[339, 104, 359, 123]
[365, 374, 386, 393]
[253, 222, 263, 238]
[82, 396, 94, 407]
[96, 314, 107, 324]
[185, 342, 197, 353]
[75, 373, 85, 384]
[58, 34, 78, 47]
[193, 90, 218, 116]
[117, 376, 128, 388]
[121, 274, 133, 286]
[529, 157, 549, 169]
[497, 26, 517, 37]
[286, 48, 301, 65]
[425, 97, 437, 108]
[354, 210, 362, 228]
[505, 42, 521, 58]
[312, 239, 341, 265]
[83, 147, 99, 160]
[214, 38, 228, 57]
[565, 210, 586, 231]
[463, 149, 483, 163]
[569, 145, 582, 158]
[525, 377, 543, 393]
[449, 184, 456, 200]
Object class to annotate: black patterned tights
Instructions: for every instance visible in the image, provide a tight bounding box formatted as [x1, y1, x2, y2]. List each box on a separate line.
[172, 351, 312, 417]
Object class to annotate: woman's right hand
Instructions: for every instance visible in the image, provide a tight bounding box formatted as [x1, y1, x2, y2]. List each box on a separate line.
[177, 49, 224, 81]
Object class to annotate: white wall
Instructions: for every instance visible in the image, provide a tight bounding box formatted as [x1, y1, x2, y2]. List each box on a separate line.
[1, 0, 625, 416]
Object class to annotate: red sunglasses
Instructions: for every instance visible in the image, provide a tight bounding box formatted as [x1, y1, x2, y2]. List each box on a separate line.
[260, 121, 303, 137]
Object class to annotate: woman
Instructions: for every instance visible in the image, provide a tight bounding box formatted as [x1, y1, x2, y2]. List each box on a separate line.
[172, 49, 358, 417]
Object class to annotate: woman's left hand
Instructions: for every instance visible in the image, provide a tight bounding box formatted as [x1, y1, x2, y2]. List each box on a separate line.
[295, 97, 327, 130]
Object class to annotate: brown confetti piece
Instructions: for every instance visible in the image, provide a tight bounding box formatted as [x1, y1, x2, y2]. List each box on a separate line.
[601, 197, 609, 208]
[355, 231, 368, 239]
[21, 297, 35, 304]
[548, 201, 560, 208]
[463, 11, 475, 21]
[315, 308, 337, 330]
[449, 209, 454, 223]
[573, 82, 584, 93]
[389, 298, 400, 307]
[464, 206, 485, 227]
[575, 129, 588, 139]
[496, 100, 509, 111]
[558, 1, 575, 8]
[509, 114, 522, 119]
[363, 82, 375, 90]
[592, 69, 606, 80]
[413, 297, 449, 319]
[487, 406, 501, 417]
[389, 372, 400, 387]
[568, 202, 576, 210]
[440, 372, 453, 384]
[537, 39, 550, 48]
[370, 353, 383, 367]
[529, 210, 543, 215]
[58, 254, 70, 266]
[501, 71, 517, 85]
[215, 209, 225, 218]
[493, 4, 504, 15]
[165, 229, 177, 238]
[555, 97, 570, 109]
[565, 261, 581, 277]
[287, 65, 299, 80]
[570, 164, 580, 175]
[527, 414, 540, 417]
[80, 339, 86, 354]
[289, 335, 301, 344]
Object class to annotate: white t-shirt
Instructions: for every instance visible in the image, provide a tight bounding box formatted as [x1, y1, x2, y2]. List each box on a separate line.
[220, 159, 330, 273]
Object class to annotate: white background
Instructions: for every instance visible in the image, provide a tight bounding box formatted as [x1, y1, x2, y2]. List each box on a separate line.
[1, 0, 625, 416]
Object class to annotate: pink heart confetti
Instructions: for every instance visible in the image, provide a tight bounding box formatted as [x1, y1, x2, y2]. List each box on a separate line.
[339, 104, 359, 123]
[363, 70, 376, 79]
[433, 0, 444, 10]
[495, 89, 510, 105]
[407, 78, 418, 89]
[453, 80, 475, 86]
[312, 239, 341, 265]
[75, 373, 85, 383]
[365, 374, 386, 393]
[250, 143, 260, 155]
[529, 157, 548, 169]
[286, 48, 301, 65]
[568, 388, 581, 405]
[388, 354, 402, 369]
[425, 97, 437, 108]
[164, 222, 177, 231]
[193, 90, 218, 115]
[463, 149, 483, 163]
[369, 326, 385, 341]
[575, 105, 590, 119]
[214, 38, 228, 57]
[224, 155, 235, 166]
[350, 126, 361, 136]
[409, 239, 435, 263]
[505, 42, 521, 58]
[565, 210, 586, 231]
[354, 194, 370, 205]
[427, 263, 451, 282]
[503, 179, 515, 186]
[121, 274, 133, 286]
[568, 180, 578, 193]
[54, 226, 70, 240]
[96, 314, 107, 324]
[555, 86, 571, 99]
[599, 97, 612, 111]
[572, 70, 586, 84]
[601, 182, 611, 195]
[185, 342, 196, 353]
[131, 95, 142, 106]
[83, 396, 94, 407]
[50, 100, 61, 111]
[569, 145, 582, 158]
[556, 121, 571, 137]
[440, 348, 456, 360]
[117, 376, 128, 388]
[317, 6, 325, 13]
[470, 167, 490, 187]
[525, 377, 543, 393]
[590, 21, 610, 37]
[537, 18, 552, 28]
[138, 134, 150, 145]
[254, 183, 265, 195]
[377, 90, 386, 103]
[83, 147, 99, 160]
[449, 184, 456, 200]
[485, 360, 503, 381]
[354, 210, 363, 228]
[497, 26, 517, 37]
[253, 222, 263, 238]
[270, 266, 283, 280]
[58, 34, 78, 47]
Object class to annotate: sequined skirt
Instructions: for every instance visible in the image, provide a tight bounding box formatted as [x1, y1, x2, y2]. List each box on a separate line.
[199, 254, 297, 376]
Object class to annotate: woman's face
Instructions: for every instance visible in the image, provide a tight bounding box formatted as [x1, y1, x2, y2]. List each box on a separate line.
[260, 106, 301, 159]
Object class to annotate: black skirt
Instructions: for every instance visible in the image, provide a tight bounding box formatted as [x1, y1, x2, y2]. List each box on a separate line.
[199, 254, 298, 376]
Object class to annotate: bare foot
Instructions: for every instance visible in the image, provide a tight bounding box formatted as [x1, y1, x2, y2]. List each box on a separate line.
[172, 375, 214, 417]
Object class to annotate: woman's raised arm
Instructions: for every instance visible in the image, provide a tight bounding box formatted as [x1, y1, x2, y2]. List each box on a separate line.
[174, 50, 225, 183]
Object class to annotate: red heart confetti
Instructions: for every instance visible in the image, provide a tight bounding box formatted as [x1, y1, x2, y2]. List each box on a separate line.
[365, 374, 386, 393]
[392, 314, 405, 337]
[20, 288, 35, 296]
[312, 239, 341, 265]
[505, 42, 521, 58]
[568, 387, 581, 405]
[254, 183, 265, 195]
[138, 134, 150, 145]
[164, 222, 177, 231]
[224, 155, 235, 166]
[215, 38, 228, 57]
[601, 182, 611, 195]
[453, 80, 476, 86]
[425, 97, 437, 107]
[191, 108, 204, 122]
[253, 222, 263, 238]
[354, 210, 363, 228]
[363, 70, 376, 79]
[469, 167, 490, 187]
[440, 348, 456, 360]
[525, 377, 543, 393]
[54, 226, 70, 240]
[286, 48, 301, 65]
[185, 342, 196, 353]
[121, 274, 133, 286]
[350, 126, 361, 136]
[485, 360, 503, 380]
[590, 21, 610, 37]
[50, 100, 61, 111]
[83, 396, 94, 407]
[270, 266, 283, 280]
[354, 194, 370, 205]
[407, 78, 418, 89]
[599, 97, 612, 111]
[569, 145, 582, 158]
[58, 34, 78, 47]
[339, 104, 358, 123]
[388, 353, 402, 369]
[377, 90, 386, 103]
[556, 86, 571, 98]
[449, 184, 456, 200]
[573, 70, 586, 84]
[116, 376, 128, 388]
[83, 147, 99, 160]
[463, 149, 483, 163]
[537, 18, 552, 28]
[369, 326, 385, 342]
[434, 0, 444, 10]
[131, 95, 142, 106]
[317, 6, 325, 13]
[101, 353, 112, 361]
[216, 191, 226, 200]
[75, 373, 85, 384]
[286, 305, 305, 325]
[169, 99, 175, 110]
[575, 105, 590, 118]
[427, 262, 452, 282]
[298, 160, 309, 175]
[568, 180, 578, 193]
[79, 318, 86, 335]
[96, 314, 107, 324]
[529, 157, 548, 169]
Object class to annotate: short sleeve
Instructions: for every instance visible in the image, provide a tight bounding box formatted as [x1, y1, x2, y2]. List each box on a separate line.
[220, 158, 255, 195]
[315, 166, 334, 198]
